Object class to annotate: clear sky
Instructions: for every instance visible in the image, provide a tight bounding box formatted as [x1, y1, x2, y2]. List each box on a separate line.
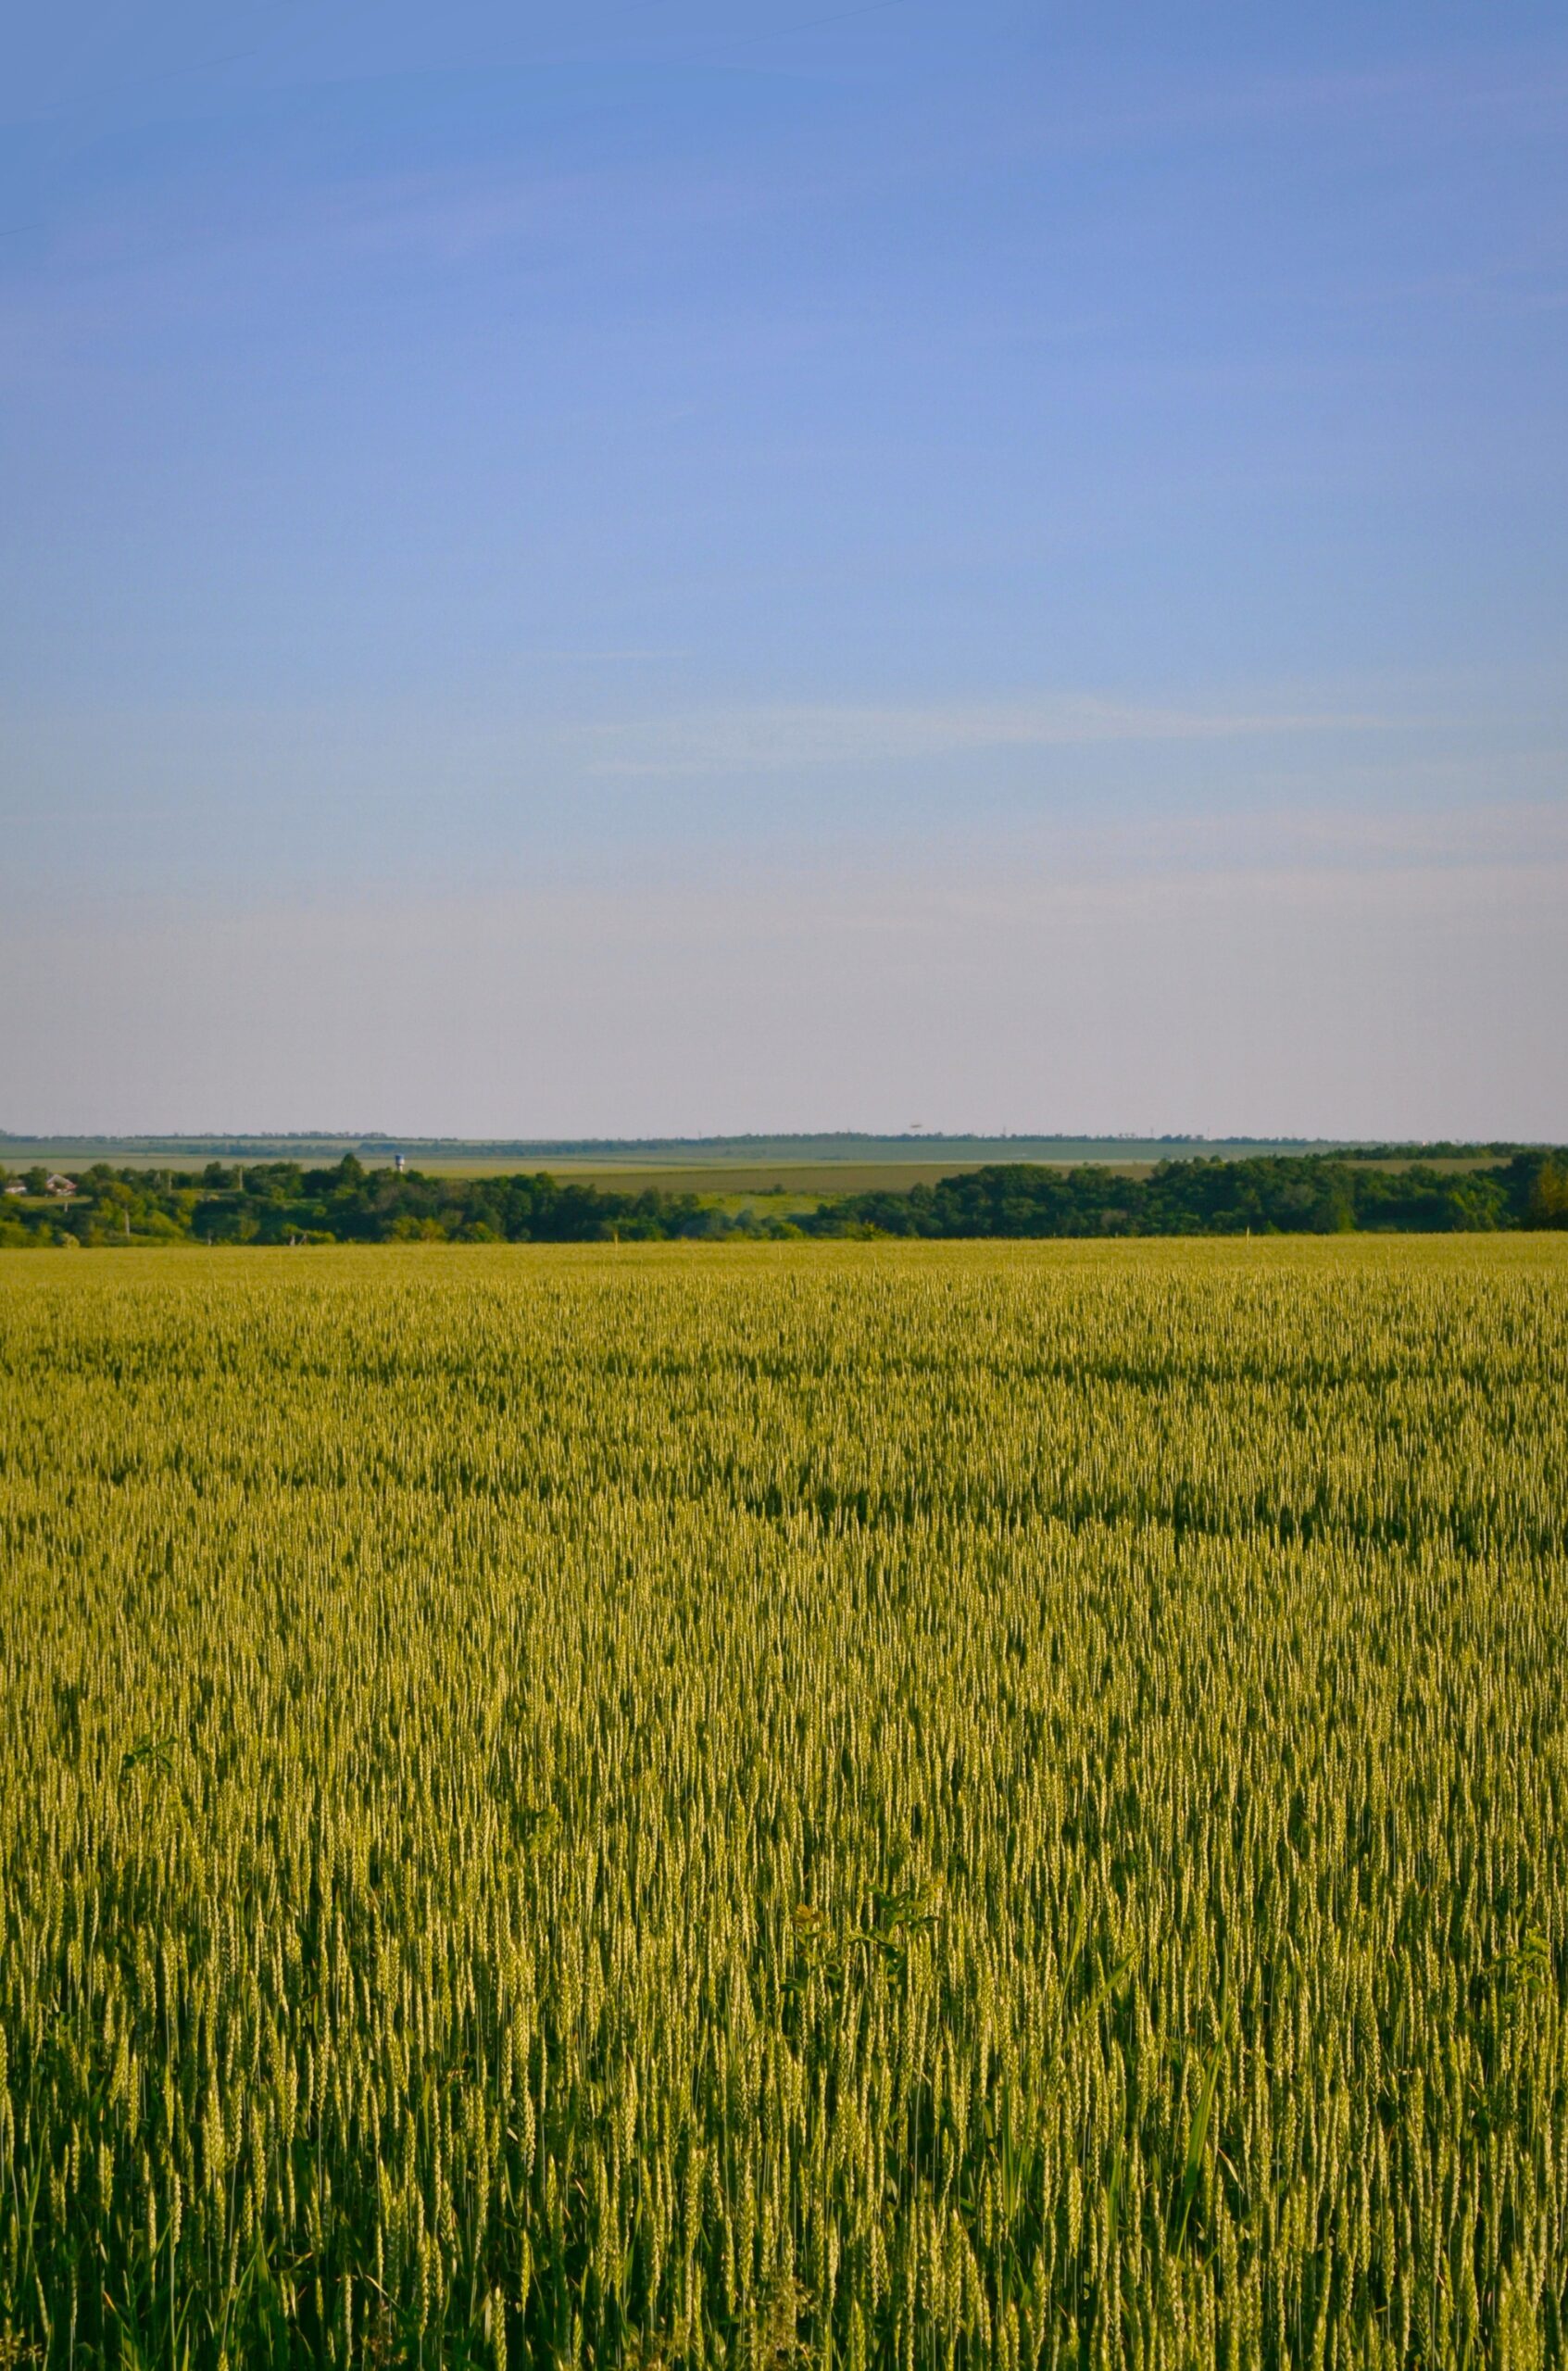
[4, 0, 1565, 1138]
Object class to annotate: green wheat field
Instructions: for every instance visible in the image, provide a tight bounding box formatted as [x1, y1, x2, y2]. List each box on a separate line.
[2, 1239, 1565, 2370]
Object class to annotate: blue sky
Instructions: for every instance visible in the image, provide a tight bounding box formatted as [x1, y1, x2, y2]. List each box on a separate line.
[3, 1, 1565, 1135]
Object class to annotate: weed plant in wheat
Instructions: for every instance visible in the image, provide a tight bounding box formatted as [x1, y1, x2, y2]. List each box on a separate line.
[1, 1238, 1565, 2369]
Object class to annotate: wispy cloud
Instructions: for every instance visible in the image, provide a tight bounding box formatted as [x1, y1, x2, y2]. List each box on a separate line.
[578, 696, 1394, 775]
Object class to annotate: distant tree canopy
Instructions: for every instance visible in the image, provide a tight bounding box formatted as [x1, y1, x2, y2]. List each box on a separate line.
[0, 1149, 1565, 1248]
[809, 1155, 1566, 1239]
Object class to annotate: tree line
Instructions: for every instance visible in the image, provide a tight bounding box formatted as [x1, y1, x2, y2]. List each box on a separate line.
[822, 1152, 1568, 1236]
[2, 1149, 1566, 1247]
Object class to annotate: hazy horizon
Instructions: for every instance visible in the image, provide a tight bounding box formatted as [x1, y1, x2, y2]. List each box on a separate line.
[0, 1126, 1542, 1154]
[5, 2, 1565, 1139]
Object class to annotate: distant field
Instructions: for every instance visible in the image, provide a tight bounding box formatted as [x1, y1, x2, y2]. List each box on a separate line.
[536, 1155, 1503, 1195]
[0, 1143, 1510, 1192]
[0, 1151, 1151, 1196]
[0, 1132, 1360, 1175]
[508, 1160, 1165, 1196]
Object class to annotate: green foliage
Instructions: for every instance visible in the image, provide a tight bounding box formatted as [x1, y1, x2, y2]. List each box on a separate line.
[1524, 1159, 1568, 1229]
[0, 1153, 1562, 1250]
[0, 1238, 1565, 2368]
[809, 1156, 1542, 1238]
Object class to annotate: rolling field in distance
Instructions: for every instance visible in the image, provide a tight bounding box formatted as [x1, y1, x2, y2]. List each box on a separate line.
[2, 1239, 1565, 2368]
[6, 1135, 1490, 1196]
[536, 1160, 1506, 1203]
[0, 1137, 1351, 1175]
[533, 1165, 1155, 1200]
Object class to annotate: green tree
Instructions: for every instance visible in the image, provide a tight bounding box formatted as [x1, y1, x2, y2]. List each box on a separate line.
[1526, 1160, 1568, 1228]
